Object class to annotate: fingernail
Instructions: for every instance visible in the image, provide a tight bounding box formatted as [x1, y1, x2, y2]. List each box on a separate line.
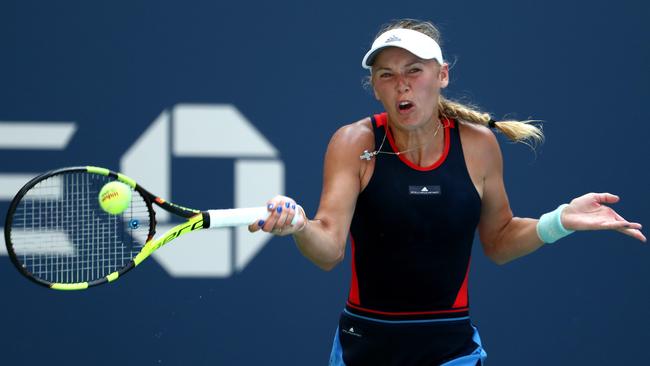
[285, 202, 290, 208]
[291, 204, 296, 209]
[258, 220, 265, 227]
[277, 206, 282, 213]
[268, 203, 274, 210]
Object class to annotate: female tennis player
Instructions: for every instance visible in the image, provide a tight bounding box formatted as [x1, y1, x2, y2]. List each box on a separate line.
[249, 19, 646, 366]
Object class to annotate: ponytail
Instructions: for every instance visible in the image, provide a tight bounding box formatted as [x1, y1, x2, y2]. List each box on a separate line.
[438, 96, 544, 147]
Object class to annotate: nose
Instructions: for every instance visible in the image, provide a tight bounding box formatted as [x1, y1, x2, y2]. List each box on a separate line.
[396, 74, 410, 93]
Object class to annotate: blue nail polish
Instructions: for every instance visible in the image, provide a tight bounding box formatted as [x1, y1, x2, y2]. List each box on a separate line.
[277, 206, 282, 213]
[258, 220, 265, 227]
[268, 203, 274, 210]
[285, 202, 290, 208]
[291, 204, 296, 209]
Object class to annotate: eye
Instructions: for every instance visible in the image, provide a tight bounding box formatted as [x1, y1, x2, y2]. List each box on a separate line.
[408, 67, 422, 74]
[378, 72, 392, 79]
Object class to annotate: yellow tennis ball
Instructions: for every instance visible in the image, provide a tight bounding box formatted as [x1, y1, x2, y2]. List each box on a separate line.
[98, 181, 132, 215]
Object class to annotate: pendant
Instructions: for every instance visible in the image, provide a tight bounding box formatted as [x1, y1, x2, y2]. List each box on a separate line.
[359, 150, 374, 161]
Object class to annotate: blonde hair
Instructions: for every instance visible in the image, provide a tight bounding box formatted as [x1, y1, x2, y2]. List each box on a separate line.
[370, 19, 544, 146]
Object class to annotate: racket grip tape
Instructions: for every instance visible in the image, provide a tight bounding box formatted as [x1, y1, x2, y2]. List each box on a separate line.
[205, 206, 301, 228]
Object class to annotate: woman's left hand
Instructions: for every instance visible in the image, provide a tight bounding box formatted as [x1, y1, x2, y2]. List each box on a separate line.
[561, 192, 646, 242]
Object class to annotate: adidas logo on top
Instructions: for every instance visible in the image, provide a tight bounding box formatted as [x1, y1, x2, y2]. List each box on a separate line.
[409, 185, 441, 195]
[385, 35, 401, 43]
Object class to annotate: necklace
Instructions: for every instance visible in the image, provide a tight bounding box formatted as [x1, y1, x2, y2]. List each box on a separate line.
[360, 120, 444, 161]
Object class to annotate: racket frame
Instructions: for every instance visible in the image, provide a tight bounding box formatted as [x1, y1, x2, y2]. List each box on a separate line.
[4, 166, 207, 290]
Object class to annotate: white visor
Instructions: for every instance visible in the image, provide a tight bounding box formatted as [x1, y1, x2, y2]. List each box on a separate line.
[361, 28, 444, 69]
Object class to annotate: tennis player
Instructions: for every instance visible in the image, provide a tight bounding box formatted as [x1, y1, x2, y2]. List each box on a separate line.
[250, 19, 646, 365]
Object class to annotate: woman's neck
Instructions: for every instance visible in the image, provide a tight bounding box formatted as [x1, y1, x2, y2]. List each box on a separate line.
[388, 116, 445, 166]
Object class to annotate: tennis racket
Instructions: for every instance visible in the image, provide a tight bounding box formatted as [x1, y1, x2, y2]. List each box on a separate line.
[4, 166, 298, 290]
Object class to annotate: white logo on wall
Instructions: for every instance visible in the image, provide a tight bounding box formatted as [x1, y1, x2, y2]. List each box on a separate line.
[0, 104, 282, 278]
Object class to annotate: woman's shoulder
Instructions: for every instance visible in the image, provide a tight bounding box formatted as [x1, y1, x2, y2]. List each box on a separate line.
[457, 119, 502, 168]
[328, 117, 375, 149]
[457, 120, 499, 149]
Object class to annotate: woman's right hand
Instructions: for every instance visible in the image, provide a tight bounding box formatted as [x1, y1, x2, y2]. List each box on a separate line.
[248, 195, 307, 236]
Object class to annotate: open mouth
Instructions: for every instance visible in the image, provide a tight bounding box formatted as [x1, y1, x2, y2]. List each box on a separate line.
[398, 100, 414, 112]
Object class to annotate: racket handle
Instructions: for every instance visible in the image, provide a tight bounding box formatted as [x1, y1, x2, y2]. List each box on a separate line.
[206, 206, 301, 228]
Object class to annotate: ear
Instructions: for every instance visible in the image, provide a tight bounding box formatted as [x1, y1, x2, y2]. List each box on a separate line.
[439, 63, 450, 89]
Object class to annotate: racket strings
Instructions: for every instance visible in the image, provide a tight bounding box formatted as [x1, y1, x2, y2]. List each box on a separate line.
[9, 172, 152, 284]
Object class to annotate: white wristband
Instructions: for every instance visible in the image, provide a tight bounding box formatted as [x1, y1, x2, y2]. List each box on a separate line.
[536, 204, 575, 244]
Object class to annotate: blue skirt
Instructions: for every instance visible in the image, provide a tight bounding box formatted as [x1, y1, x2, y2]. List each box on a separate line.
[329, 309, 487, 366]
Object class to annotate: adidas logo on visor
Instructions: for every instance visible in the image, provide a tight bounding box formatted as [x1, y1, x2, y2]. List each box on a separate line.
[385, 35, 401, 43]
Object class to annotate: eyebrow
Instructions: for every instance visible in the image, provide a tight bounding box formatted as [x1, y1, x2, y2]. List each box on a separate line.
[373, 59, 425, 71]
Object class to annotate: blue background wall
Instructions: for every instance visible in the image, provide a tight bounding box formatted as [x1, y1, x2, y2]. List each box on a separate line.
[1, 1, 648, 365]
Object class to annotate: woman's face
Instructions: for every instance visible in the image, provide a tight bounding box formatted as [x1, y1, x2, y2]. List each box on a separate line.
[371, 47, 449, 130]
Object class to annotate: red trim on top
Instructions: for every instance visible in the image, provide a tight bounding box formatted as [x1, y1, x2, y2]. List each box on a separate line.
[373, 113, 387, 127]
[373, 112, 453, 172]
[348, 235, 360, 305]
[346, 301, 469, 316]
[452, 258, 471, 308]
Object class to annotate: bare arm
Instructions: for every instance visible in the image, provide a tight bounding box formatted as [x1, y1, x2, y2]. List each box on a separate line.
[476, 131, 543, 264]
[477, 130, 645, 265]
[249, 120, 374, 270]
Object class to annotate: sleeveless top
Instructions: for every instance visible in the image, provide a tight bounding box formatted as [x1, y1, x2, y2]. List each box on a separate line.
[346, 112, 482, 320]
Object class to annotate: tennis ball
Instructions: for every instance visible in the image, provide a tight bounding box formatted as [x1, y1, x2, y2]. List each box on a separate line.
[98, 181, 132, 215]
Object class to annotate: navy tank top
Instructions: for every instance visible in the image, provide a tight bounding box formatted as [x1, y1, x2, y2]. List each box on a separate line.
[347, 112, 482, 320]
